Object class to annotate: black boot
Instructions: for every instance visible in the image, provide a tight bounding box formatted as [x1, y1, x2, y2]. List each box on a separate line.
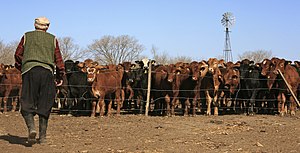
[38, 115, 48, 144]
[22, 112, 37, 142]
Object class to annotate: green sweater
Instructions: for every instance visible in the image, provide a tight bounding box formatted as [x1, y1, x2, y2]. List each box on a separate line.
[22, 30, 56, 74]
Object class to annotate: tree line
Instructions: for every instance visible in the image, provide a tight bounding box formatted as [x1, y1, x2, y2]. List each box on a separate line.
[0, 35, 272, 65]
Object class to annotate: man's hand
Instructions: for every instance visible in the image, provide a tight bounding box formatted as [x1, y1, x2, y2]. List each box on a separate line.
[55, 79, 63, 86]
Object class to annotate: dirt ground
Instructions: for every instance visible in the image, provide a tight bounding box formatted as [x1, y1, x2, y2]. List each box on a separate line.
[0, 110, 300, 153]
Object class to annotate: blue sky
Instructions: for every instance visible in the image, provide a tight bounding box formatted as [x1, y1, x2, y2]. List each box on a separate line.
[1, 0, 299, 62]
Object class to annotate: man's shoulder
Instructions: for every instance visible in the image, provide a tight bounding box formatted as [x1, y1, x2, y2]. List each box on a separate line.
[25, 30, 55, 38]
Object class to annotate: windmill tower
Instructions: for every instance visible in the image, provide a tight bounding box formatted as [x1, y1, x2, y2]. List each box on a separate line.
[221, 12, 235, 62]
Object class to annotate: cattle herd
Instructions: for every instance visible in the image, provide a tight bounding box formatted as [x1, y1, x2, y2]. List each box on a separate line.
[1, 57, 300, 117]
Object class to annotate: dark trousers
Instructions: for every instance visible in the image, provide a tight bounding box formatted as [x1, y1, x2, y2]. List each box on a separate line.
[21, 66, 56, 118]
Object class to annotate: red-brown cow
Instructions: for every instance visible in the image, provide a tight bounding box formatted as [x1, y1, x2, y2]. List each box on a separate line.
[151, 64, 174, 116]
[189, 61, 209, 115]
[219, 61, 243, 114]
[201, 58, 225, 115]
[0, 65, 22, 112]
[167, 62, 191, 116]
[271, 58, 300, 115]
[89, 65, 124, 117]
[167, 61, 208, 116]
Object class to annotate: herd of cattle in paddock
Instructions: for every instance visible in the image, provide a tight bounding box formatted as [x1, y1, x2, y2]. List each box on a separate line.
[1, 57, 300, 117]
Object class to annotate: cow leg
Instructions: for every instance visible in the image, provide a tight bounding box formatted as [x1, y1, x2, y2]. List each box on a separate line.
[290, 96, 296, 116]
[11, 97, 18, 112]
[99, 98, 105, 117]
[248, 90, 258, 115]
[183, 99, 189, 116]
[278, 93, 286, 116]
[0, 97, 2, 113]
[213, 95, 219, 116]
[96, 100, 101, 113]
[205, 91, 212, 116]
[3, 97, 8, 113]
[191, 97, 198, 117]
[91, 101, 97, 117]
[116, 90, 122, 116]
[164, 95, 171, 116]
[107, 99, 112, 116]
[170, 98, 177, 116]
[138, 96, 144, 114]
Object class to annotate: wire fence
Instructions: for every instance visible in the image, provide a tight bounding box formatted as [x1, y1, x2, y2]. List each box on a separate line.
[0, 68, 299, 115]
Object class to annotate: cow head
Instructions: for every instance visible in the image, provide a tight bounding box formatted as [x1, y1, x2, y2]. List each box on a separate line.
[261, 59, 273, 76]
[64, 60, 81, 74]
[223, 68, 240, 94]
[167, 64, 176, 82]
[78, 59, 99, 83]
[207, 58, 224, 74]
[260, 58, 279, 90]
[272, 58, 287, 75]
[190, 61, 200, 81]
[120, 61, 132, 73]
[239, 59, 254, 79]
[190, 61, 208, 81]
[135, 59, 156, 70]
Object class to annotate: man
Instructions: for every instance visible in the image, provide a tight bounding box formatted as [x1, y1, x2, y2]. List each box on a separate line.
[14, 17, 65, 144]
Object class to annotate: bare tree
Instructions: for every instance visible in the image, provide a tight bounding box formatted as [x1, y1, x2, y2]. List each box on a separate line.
[58, 37, 88, 61]
[170, 55, 193, 64]
[88, 35, 144, 65]
[150, 45, 193, 64]
[238, 50, 273, 63]
[150, 45, 170, 65]
[0, 40, 18, 65]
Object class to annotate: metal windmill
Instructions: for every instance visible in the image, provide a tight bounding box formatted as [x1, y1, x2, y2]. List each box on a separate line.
[221, 12, 235, 62]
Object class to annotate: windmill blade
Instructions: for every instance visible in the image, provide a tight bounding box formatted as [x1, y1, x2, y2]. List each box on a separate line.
[221, 12, 235, 28]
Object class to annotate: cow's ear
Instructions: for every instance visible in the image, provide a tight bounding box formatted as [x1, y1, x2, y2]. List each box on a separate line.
[262, 59, 268, 65]
[117, 65, 124, 71]
[294, 61, 300, 67]
[178, 66, 184, 70]
[218, 59, 225, 67]
[93, 61, 99, 66]
[77, 62, 85, 68]
[4, 65, 9, 70]
[234, 62, 241, 68]
[285, 60, 292, 65]
[218, 59, 225, 64]
[175, 69, 181, 74]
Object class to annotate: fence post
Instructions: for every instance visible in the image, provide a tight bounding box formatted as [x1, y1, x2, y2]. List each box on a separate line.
[145, 60, 152, 116]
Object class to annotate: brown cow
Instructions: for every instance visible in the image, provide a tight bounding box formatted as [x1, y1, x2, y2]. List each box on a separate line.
[151, 64, 174, 116]
[167, 61, 208, 116]
[0, 65, 22, 112]
[222, 64, 240, 109]
[119, 62, 134, 110]
[201, 58, 224, 115]
[167, 62, 191, 116]
[271, 58, 300, 115]
[189, 61, 209, 115]
[89, 64, 124, 117]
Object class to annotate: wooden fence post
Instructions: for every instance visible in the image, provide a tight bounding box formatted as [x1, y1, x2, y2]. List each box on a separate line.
[145, 60, 152, 116]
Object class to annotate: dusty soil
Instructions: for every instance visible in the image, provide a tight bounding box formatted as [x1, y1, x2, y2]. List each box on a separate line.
[0, 111, 300, 153]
